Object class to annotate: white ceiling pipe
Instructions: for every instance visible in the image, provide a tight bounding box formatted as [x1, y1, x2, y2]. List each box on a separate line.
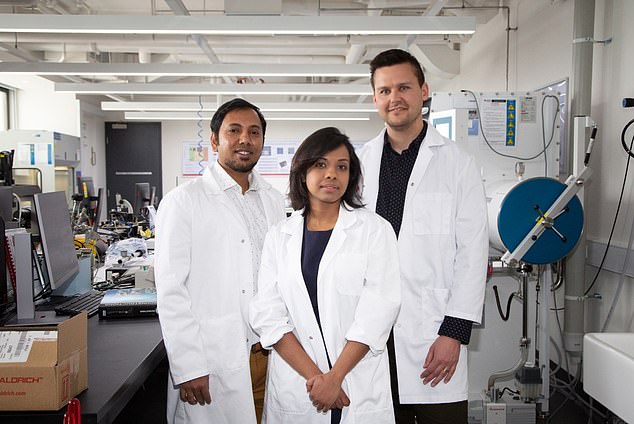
[101, 101, 376, 112]
[0, 14, 476, 35]
[0, 62, 370, 77]
[124, 111, 371, 121]
[0, 34, 456, 47]
[55, 82, 373, 96]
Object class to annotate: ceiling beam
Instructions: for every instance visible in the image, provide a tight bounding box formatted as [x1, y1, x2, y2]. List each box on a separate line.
[424, 0, 450, 16]
[0, 62, 370, 77]
[124, 111, 371, 121]
[101, 101, 376, 112]
[0, 14, 476, 35]
[56, 83, 373, 96]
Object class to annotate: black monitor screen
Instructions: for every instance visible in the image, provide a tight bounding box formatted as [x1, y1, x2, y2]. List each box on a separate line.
[0, 186, 13, 223]
[134, 182, 151, 216]
[92, 188, 103, 232]
[32, 191, 79, 290]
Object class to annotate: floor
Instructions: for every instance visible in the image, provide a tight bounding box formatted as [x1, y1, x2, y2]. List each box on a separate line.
[113, 358, 626, 424]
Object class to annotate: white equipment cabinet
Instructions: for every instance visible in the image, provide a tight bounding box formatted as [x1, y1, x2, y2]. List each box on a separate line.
[0, 129, 80, 200]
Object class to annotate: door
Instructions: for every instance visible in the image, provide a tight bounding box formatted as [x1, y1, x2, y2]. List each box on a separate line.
[105, 122, 162, 213]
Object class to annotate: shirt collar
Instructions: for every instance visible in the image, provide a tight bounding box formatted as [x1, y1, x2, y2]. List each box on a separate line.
[382, 121, 428, 155]
[212, 161, 259, 192]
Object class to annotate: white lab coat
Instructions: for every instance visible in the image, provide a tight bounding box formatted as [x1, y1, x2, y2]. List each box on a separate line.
[154, 165, 285, 424]
[357, 125, 488, 404]
[250, 205, 401, 424]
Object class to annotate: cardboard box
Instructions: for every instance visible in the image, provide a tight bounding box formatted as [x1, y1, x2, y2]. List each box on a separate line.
[0, 312, 88, 410]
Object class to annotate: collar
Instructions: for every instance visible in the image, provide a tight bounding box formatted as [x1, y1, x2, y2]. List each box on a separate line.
[281, 203, 358, 235]
[382, 121, 427, 154]
[211, 161, 260, 192]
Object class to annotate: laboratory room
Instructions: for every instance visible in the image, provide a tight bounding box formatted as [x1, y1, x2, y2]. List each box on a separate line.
[0, 0, 631, 423]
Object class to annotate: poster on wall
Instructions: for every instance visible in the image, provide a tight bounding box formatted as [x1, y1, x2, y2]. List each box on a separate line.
[182, 141, 215, 176]
[182, 140, 365, 178]
[256, 142, 297, 176]
[181, 140, 298, 177]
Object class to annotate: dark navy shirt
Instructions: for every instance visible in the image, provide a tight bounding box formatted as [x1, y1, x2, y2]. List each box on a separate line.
[300, 224, 341, 424]
[301, 225, 333, 327]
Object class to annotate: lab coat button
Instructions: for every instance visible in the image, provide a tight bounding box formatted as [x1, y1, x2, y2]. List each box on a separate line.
[241, 239, 245, 243]
[308, 336, 313, 340]
[241, 289, 246, 294]
[410, 182, 414, 187]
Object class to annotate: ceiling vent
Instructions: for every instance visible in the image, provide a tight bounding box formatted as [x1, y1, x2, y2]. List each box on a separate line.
[88, 52, 139, 64]
[225, 0, 281, 15]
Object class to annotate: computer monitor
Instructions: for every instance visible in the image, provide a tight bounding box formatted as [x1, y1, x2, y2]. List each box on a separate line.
[92, 188, 103, 232]
[32, 191, 79, 290]
[149, 186, 156, 208]
[0, 186, 13, 223]
[133, 182, 151, 216]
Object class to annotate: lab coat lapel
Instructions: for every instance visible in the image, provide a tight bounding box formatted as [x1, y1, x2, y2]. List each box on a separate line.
[405, 123, 446, 207]
[360, 129, 385, 212]
[281, 212, 305, 293]
[318, 205, 355, 273]
[250, 170, 279, 226]
[201, 165, 247, 228]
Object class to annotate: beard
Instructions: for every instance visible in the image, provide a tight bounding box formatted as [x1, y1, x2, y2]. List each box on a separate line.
[222, 157, 258, 174]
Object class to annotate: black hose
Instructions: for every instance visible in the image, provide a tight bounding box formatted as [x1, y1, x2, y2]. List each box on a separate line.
[493, 285, 514, 321]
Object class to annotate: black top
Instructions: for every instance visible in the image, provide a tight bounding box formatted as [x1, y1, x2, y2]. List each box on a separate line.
[375, 123, 472, 345]
[301, 225, 333, 327]
[301, 224, 341, 424]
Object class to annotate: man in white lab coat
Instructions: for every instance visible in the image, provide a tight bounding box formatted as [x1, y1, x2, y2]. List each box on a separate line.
[357, 49, 488, 423]
[154, 98, 286, 424]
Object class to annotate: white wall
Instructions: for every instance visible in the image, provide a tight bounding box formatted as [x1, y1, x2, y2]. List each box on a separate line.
[585, 0, 634, 333]
[79, 101, 108, 221]
[0, 74, 80, 136]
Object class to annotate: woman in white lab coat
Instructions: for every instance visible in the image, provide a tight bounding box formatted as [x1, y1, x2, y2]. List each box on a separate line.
[250, 127, 401, 424]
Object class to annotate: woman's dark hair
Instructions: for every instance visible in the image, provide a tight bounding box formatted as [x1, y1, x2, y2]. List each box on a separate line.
[210, 98, 267, 138]
[289, 127, 364, 215]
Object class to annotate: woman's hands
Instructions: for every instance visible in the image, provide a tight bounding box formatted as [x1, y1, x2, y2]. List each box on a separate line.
[306, 372, 350, 412]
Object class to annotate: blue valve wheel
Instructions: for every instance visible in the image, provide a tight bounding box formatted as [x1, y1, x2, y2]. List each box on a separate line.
[498, 177, 584, 265]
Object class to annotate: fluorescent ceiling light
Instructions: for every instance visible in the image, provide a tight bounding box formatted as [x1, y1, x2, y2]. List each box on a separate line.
[0, 15, 476, 35]
[56, 83, 373, 96]
[124, 111, 370, 121]
[102, 101, 376, 113]
[0, 63, 370, 78]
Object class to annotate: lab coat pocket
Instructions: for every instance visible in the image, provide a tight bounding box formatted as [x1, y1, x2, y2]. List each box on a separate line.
[201, 316, 245, 373]
[267, 352, 312, 414]
[412, 192, 452, 235]
[420, 287, 450, 341]
[348, 353, 391, 414]
[334, 254, 365, 296]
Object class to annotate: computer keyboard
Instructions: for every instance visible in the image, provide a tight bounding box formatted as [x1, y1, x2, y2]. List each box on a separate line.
[54, 290, 105, 317]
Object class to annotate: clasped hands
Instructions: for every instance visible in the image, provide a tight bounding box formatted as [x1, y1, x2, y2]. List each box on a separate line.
[306, 372, 350, 413]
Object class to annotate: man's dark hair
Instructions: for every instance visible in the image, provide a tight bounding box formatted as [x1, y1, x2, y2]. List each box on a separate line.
[210, 98, 267, 138]
[289, 127, 363, 215]
[370, 48, 426, 89]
